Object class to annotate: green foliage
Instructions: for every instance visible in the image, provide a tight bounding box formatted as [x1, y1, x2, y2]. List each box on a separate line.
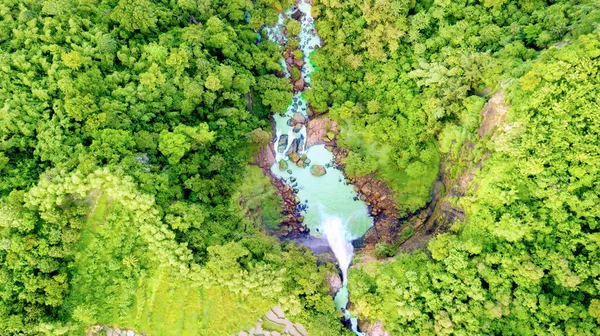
[233, 166, 285, 230]
[374, 242, 395, 259]
[349, 33, 600, 335]
[0, 0, 339, 334]
[309, 0, 598, 214]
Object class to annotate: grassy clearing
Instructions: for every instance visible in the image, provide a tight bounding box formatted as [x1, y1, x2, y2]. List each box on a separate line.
[117, 269, 275, 335]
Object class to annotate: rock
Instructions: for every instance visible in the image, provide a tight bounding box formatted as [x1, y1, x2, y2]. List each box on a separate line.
[279, 159, 288, 171]
[127, 331, 134, 336]
[292, 112, 306, 124]
[306, 118, 338, 148]
[294, 78, 305, 91]
[294, 58, 304, 67]
[296, 160, 304, 167]
[310, 164, 326, 176]
[289, 152, 300, 163]
[359, 320, 390, 336]
[326, 272, 343, 296]
[285, 56, 293, 65]
[105, 328, 114, 336]
[293, 123, 303, 133]
[286, 138, 300, 157]
[478, 90, 508, 138]
[239, 332, 249, 336]
[278, 134, 288, 153]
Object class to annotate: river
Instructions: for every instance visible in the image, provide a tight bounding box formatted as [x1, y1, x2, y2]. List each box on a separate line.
[263, 1, 372, 334]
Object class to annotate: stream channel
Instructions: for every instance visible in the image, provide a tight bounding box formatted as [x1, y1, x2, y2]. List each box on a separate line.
[262, 1, 372, 334]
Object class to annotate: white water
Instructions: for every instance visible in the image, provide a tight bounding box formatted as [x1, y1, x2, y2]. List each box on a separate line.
[264, 1, 370, 335]
[322, 217, 353, 285]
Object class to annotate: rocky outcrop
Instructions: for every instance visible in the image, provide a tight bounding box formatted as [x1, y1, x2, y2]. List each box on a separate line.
[306, 117, 338, 148]
[330, 147, 401, 247]
[256, 143, 276, 169]
[358, 320, 390, 336]
[278, 134, 289, 154]
[478, 91, 508, 138]
[402, 90, 509, 251]
[326, 272, 343, 297]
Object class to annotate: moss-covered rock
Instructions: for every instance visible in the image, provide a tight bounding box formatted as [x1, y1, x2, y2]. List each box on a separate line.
[310, 164, 326, 177]
[278, 159, 288, 171]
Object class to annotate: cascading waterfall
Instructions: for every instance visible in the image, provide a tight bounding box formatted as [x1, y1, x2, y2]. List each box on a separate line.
[322, 217, 365, 336]
[264, 1, 371, 334]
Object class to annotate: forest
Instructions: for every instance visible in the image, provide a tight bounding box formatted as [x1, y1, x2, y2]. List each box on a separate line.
[0, 0, 598, 335]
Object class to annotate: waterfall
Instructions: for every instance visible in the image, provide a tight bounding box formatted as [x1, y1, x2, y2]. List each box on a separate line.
[265, 1, 371, 334]
[322, 217, 366, 336]
[322, 217, 353, 285]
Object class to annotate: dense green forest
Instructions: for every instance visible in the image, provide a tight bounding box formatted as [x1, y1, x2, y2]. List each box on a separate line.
[309, 0, 599, 213]
[1, 0, 599, 335]
[308, 0, 600, 334]
[0, 0, 344, 334]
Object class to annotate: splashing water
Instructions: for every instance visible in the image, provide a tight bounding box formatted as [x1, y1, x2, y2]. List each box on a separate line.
[264, 1, 371, 334]
[323, 217, 366, 336]
[322, 217, 353, 285]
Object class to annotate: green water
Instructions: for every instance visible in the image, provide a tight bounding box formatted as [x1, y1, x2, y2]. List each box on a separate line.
[265, 2, 371, 335]
[270, 145, 372, 239]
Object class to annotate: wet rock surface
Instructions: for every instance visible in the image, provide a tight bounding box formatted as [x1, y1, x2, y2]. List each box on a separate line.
[331, 147, 402, 247]
[327, 272, 343, 297]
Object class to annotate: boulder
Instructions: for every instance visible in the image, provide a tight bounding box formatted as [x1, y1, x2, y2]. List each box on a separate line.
[289, 152, 300, 163]
[296, 160, 304, 168]
[294, 58, 304, 67]
[293, 123, 303, 133]
[285, 56, 293, 65]
[292, 113, 306, 124]
[279, 159, 288, 171]
[286, 138, 300, 157]
[293, 79, 305, 91]
[277, 134, 288, 153]
[310, 164, 326, 177]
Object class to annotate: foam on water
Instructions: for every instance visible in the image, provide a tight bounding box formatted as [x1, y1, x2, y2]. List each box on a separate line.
[265, 2, 370, 334]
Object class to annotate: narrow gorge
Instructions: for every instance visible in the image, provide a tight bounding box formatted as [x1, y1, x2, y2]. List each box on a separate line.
[262, 1, 372, 334]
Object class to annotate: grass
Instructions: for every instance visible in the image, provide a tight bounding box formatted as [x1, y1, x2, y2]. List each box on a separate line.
[117, 269, 276, 336]
[87, 192, 110, 227]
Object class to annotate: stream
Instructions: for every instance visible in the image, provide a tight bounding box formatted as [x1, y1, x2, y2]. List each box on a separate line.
[263, 2, 372, 334]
